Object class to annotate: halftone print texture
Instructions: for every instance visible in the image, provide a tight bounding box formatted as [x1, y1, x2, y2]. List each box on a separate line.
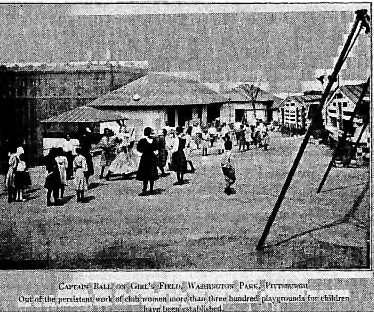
[0, 4, 370, 270]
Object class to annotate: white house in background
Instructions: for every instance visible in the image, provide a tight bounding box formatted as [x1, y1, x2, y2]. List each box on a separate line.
[323, 83, 370, 146]
[278, 92, 321, 128]
[219, 84, 282, 125]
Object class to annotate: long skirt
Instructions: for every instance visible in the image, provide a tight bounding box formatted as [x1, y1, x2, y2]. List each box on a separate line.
[5, 168, 15, 189]
[14, 171, 30, 189]
[157, 149, 168, 168]
[100, 151, 116, 167]
[44, 173, 61, 190]
[57, 165, 67, 186]
[194, 133, 202, 146]
[83, 152, 94, 177]
[75, 168, 88, 191]
[109, 152, 136, 175]
[170, 150, 187, 173]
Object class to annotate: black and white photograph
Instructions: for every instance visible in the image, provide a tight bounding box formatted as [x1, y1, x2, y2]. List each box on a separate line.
[0, 2, 371, 271]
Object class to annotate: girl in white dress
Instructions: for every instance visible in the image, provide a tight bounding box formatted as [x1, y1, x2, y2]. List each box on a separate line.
[73, 148, 88, 202]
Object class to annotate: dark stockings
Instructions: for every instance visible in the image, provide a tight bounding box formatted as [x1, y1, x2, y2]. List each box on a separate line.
[142, 180, 154, 193]
[187, 160, 195, 173]
[8, 187, 16, 203]
[176, 172, 184, 184]
[76, 190, 84, 202]
[100, 166, 105, 179]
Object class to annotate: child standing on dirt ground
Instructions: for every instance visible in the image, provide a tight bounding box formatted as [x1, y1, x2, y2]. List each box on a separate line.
[73, 148, 88, 202]
[14, 153, 27, 202]
[201, 129, 209, 156]
[262, 131, 270, 151]
[221, 139, 236, 195]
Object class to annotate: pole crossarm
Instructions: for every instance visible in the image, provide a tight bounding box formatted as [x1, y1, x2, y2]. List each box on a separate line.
[256, 9, 370, 250]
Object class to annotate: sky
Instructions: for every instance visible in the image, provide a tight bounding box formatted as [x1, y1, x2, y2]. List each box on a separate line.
[71, 1, 370, 15]
[0, 2, 370, 93]
[71, 2, 371, 15]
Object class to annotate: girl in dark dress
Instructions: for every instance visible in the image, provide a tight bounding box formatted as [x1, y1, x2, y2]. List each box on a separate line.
[44, 148, 61, 206]
[156, 129, 168, 177]
[170, 126, 187, 185]
[136, 127, 159, 196]
[79, 127, 94, 185]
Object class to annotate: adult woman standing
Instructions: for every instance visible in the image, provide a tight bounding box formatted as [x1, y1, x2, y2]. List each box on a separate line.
[170, 126, 187, 185]
[136, 127, 159, 196]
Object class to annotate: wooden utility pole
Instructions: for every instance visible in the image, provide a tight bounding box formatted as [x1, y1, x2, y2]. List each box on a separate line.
[256, 9, 370, 250]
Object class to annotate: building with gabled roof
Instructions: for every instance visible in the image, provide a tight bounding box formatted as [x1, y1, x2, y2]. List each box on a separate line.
[88, 72, 227, 131]
[323, 83, 370, 146]
[278, 92, 322, 129]
[219, 84, 282, 125]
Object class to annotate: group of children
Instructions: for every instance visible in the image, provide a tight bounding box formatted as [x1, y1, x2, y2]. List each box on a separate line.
[44, 147, 88, 206]
[192, 121, 270, 157]
[5, 120, 271, 203]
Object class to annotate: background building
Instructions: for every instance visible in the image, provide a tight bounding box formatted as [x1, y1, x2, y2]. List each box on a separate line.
[88, 72, 227, 137]
[278, 92, 321, 129]
[323, 83, 370, 146]
[220, 84, 282, 124]
[0, 61, 147, 168]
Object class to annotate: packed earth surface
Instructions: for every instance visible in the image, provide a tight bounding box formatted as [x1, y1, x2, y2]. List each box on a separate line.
[0, 132, 370, 269]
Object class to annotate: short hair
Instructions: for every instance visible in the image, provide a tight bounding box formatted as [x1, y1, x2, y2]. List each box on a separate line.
[19, 153, 25, 161]
[224, 140, 232, 150]
[144, 127, 152, 136]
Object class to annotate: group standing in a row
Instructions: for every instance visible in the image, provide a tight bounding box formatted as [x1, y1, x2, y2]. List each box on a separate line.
[5, 119, 271, 203]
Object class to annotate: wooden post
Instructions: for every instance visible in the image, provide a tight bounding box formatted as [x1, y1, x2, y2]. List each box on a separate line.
[295, 107, 299, 128]
[301, 106, 306, 129]
[174, 108, 179, 127]
[256, 10, 369, 250]
[202, 105, 208, 126]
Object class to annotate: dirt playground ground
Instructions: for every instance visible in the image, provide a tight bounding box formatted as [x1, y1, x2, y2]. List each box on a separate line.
[0, 133, 370, 270]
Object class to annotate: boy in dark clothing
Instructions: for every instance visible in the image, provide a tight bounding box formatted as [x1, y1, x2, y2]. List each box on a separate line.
[221, 139, 236, 195]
